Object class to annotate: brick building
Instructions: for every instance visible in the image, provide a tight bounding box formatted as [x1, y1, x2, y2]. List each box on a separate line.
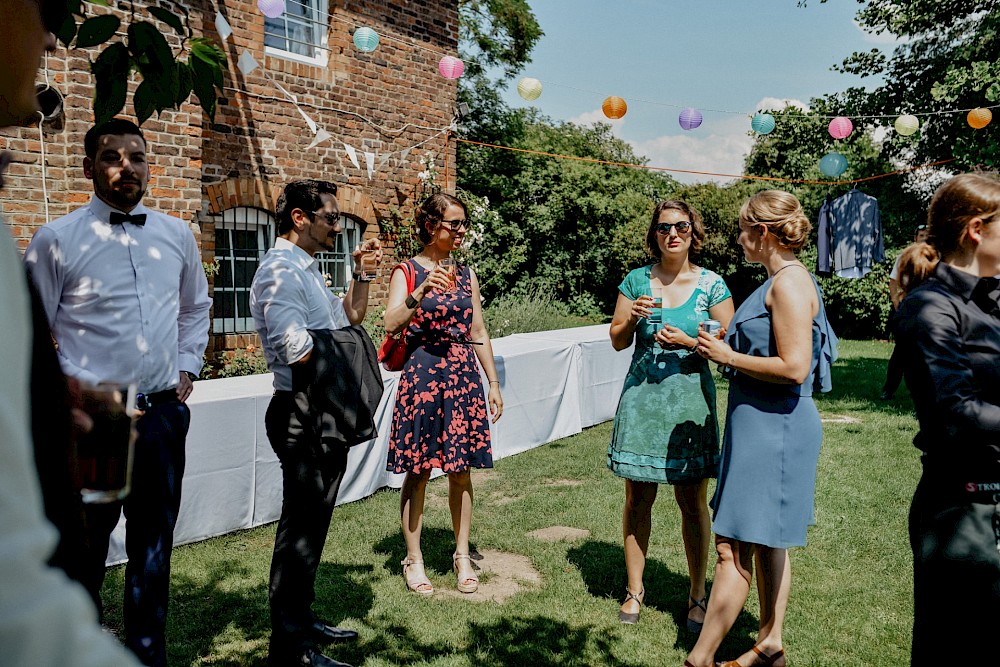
[0, 0, 459, 360]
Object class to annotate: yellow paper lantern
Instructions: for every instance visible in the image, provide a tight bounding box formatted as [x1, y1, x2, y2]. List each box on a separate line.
[968, 108, 993, 129]
[894, 114, 919, 136]
[517, 77, 542, 101]
[602, 96, 627, 120]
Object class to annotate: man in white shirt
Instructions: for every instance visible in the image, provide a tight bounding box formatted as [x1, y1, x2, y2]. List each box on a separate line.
[881, 223, 930, 400]
[0, 0, 140, 664]
[24, 118, 211, 666]
[250, 180, 380, 667]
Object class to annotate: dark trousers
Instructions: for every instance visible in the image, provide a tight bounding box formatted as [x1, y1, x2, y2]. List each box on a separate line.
[81, 399, 190, 667]
[265, 392, 348, 658]
[909, 474, 1000, 665]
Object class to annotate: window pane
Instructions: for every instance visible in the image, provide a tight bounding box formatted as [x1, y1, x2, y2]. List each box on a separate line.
[216, 291, 235, 318]
[232, 229, 256, 251]
[236, 291, 250, 318]
[215, 228, 231, 250]
[217, 257, 233, 286]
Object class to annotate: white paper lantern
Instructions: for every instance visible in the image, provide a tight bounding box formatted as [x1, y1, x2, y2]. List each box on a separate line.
[517, 77, 542, 101]
[894, 114, 919, 136]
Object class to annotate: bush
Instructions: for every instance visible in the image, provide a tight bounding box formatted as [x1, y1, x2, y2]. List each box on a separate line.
[483, 288, 603, 339]
[803, 246, 894, 340]
[215, 345, 269, 378]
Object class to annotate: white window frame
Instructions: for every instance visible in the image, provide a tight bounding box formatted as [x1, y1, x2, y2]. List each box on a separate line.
[263, 0, 329, 67]
[316, 216, 363, 293]
[212, 207, 275, 334]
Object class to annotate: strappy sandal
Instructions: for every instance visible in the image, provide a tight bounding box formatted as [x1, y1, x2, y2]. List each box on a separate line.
[686, 594, 707, 633]
[618, 586, 644, 624]
[452, 553, 479, 593]
[401, 557, 433, 596]
[718, 645, 785, 667]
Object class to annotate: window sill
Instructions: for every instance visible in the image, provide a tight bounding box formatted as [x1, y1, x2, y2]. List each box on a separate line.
[264, 45, 329, 69]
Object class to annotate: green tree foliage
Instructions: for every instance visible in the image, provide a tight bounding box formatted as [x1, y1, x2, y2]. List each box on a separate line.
[812, 0, 1000, 169]
[458, 109, 677, 311]
[50, 0, 226, 125]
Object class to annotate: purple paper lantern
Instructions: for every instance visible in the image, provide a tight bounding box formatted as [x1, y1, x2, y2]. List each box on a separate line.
[678, 107, 703, 131]
[828, 116, 853, 140]
[438, 56, 465, 79]
[257, 0, 285, 19]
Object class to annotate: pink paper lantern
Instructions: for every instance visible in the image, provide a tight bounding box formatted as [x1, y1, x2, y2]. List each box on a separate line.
[678, 107, 703, 130]
[828, 116, 853, 139]
[256, 0, 285, 19]
[438, 56, 465, 79]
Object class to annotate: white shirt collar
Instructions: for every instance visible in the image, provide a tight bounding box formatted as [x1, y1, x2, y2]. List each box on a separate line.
[273, 236, 318, 271]
[87, 195, 150, 225]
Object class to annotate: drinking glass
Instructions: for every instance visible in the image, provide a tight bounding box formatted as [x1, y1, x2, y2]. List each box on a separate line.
[439, 257, 457, 292]
[77, 383, 138, 505]
[648, 288, 663, 353]
[356, 250, 378, 282]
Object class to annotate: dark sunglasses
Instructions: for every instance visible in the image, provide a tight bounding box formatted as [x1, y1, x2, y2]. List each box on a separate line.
[439, 218, 471, 232]
[310, 210, 340, 225]
[655, 221, 692, 235]
[916, 224, 928, 231]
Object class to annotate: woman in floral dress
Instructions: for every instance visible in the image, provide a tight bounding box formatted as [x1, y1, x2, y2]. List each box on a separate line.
[384, 193, 503, 595]
[609, 200, 733, 628]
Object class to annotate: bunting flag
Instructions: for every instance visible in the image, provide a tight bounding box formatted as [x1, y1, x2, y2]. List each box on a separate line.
[214, 12, 233, 41]
[364, 151, 375, 180]
[306, 128, 332, 150]
[237, 50, 259, 75]
[343, 143, 360, 169]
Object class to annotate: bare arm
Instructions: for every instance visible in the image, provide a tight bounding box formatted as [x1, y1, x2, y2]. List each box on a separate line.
[609, 291, 652, 351]
[468, 268, 503, 422]
[383, 261, 451, 335]
[698, 270, 817, 385]
[341, 239, 383, 325]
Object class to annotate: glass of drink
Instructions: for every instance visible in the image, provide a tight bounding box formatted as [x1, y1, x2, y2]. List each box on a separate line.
[77, 383, 138, 505]
[356, 250, 378, 282]
[648, 288, 663, 352]
[439, 257, 457, 292]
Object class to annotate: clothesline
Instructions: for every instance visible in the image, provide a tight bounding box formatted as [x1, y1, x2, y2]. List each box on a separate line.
[452, 136, 958, 185]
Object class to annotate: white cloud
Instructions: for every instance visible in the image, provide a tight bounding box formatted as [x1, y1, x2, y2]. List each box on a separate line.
[568, 108, 626, 136]
[753, 97, 810, 113]
[629, 115, 753, 185]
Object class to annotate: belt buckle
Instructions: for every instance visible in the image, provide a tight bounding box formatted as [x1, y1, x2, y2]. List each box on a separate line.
[136, 393, 152, 411]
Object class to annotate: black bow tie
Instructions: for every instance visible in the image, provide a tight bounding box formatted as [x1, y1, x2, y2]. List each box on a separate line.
[109, 211, 146, 226]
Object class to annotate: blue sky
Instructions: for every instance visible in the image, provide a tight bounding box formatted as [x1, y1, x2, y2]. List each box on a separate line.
[498, 0, 898, 183]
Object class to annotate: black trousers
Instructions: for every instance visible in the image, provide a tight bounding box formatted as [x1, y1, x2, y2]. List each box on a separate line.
[80, 398, 190, 667]
[265, 392, 348, 657]
[909, 474, 1000, 665]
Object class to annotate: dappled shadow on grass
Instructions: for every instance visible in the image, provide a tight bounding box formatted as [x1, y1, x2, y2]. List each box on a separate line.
[467, 615, 639, 667]
[373, 526, 479, 579]
[567, 539, 758, 655]
[818, 355, 915, 413]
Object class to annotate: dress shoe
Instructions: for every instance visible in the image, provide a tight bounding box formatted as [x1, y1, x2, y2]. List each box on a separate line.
[308, 621, 359, 644]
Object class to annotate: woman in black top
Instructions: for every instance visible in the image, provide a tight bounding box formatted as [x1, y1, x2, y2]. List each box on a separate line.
[894, 172, 1000, 666]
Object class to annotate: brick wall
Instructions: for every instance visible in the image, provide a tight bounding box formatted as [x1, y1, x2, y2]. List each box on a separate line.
[0, 0, 459, 357]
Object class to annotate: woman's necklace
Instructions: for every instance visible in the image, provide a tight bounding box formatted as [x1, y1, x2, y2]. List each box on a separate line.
[770, 262, 804, 279]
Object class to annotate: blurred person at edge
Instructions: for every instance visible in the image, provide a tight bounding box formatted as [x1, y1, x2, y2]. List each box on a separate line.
[0, 0, 142, 664]
[893, 173, 1000, 666]
[879, 223, 930, 400]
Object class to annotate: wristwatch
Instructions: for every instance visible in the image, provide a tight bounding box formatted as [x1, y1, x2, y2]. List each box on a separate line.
[182, 370, 198, 382]
[352, 272, 372, 284]
[404, 293, 419, 309]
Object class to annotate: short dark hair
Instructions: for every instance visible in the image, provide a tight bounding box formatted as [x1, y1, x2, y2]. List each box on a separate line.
[275, 180, 339, 235]
[645, 200, 705, 260]
[84, 118, 146, 161]
[414, 192, 467, 245]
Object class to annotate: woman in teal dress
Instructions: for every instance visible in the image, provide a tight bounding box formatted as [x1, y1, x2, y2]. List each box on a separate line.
[609, 200, 733, 628]
[684, 191, 837, 667]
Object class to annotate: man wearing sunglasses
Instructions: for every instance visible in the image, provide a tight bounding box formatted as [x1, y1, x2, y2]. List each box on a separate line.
[251, 179, 381, 667]
[881, 224, 931, 400]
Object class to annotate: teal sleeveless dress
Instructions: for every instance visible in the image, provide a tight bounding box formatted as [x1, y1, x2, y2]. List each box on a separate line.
[710, 271, 838, 548]
[608, 266, 731, 484]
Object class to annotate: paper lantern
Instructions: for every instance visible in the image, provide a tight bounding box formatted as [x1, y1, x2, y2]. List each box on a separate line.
[819, 152, 849, 178]
[968, 108, 993, 129]
[828, 116, 854, 139]
[256, 0, 285, 19]
[352, 27, 379, 52]
[602, 96, 627, 119]
[751, 113, 775, 135]
[517, 77, 542, 101]
[438, 56, 465, 79]
[894, 114, 919, 136]
[678, 107, 703, 130]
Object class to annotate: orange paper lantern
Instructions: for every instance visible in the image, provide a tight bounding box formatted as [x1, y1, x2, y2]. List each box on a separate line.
[968, 108, 993, 129]
[602, 96, 627, 119]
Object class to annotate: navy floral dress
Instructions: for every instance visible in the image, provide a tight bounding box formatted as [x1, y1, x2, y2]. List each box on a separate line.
[387, 260, 493, 474]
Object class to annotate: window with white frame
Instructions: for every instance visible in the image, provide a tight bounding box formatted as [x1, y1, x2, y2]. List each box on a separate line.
[316, 216, 363, 293]
[263, 0, 329, 65]
[213, 207, 274, 334]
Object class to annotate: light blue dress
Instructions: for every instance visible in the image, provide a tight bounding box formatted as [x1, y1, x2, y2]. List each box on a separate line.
[608, 266, 731, 484]
[710, 271, 838, 548]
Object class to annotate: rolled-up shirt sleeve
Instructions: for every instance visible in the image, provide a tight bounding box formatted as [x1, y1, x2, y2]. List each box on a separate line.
[254, 263, 313, 366]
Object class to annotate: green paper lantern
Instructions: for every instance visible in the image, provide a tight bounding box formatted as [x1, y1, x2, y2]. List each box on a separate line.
[894, 114, 919, 136]
[751, 113, 775, 134]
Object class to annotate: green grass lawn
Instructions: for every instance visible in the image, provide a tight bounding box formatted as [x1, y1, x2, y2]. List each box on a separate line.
[101, 339, 921, 666]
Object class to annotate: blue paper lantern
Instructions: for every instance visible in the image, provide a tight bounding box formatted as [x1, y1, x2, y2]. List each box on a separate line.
[751, 113, 775, 134]
[819, 152, 848, 177]
[678, 107, 703, 130]
[353, 27, 379, 52]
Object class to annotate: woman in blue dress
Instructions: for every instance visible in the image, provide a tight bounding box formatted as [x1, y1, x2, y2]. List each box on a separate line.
[684, 191, 837, 667]
[608, 200, 733, 628]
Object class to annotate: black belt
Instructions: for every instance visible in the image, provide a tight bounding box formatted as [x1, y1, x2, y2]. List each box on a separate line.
[136, 388, 179, 411]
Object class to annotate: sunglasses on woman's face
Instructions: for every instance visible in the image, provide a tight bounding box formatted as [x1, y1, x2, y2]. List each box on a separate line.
[655, 221, 692, 235]
[439, 218, 470, 232]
